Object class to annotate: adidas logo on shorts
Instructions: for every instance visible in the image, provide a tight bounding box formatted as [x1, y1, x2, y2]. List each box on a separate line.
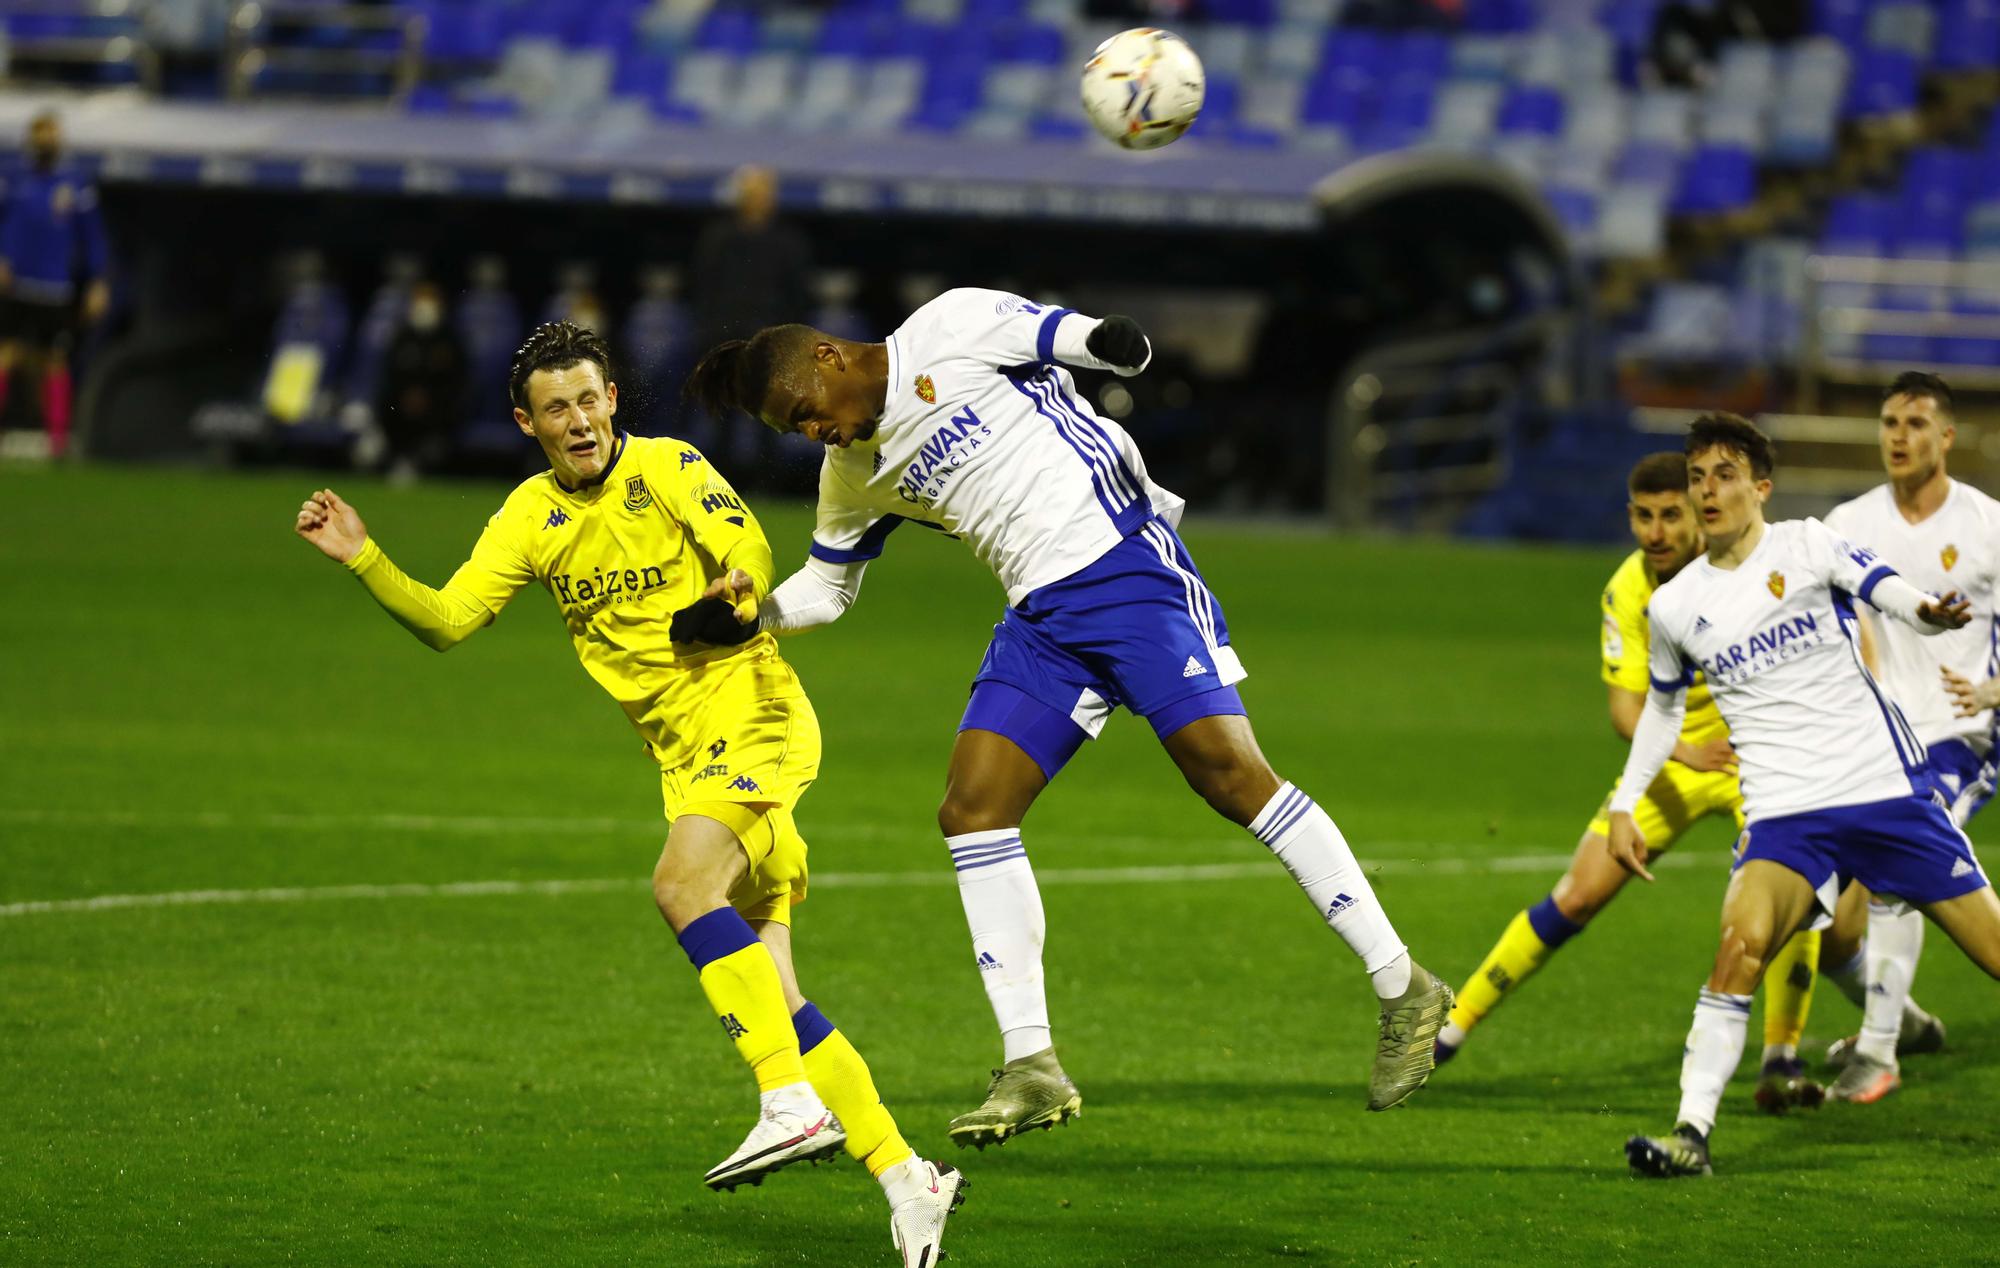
[1953, 857, 1976, 878]
[1182, 656, 1207, 678]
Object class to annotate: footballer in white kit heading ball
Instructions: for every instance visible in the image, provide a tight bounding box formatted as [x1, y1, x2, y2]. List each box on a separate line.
[1080, 28, 1206, 150]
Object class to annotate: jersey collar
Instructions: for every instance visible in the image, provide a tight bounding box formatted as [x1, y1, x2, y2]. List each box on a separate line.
[552, 431, 627, 494]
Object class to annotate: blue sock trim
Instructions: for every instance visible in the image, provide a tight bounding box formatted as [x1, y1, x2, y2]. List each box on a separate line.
[792, 1002, 835, 1055]
[1526, 895, 1583, 949]
[678, 906, 758, 970]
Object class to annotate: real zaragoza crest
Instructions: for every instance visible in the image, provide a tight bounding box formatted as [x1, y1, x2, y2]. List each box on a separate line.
[1943, 543, 1960, 571]
[623, 474, 653, 512]
[914, 374, 936, 404]
[1767, 570, 1786, 599]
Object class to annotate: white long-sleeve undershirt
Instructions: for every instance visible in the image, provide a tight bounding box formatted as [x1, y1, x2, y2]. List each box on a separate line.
[759, 556, 868, 634]
[1609, 688, 1688, 816]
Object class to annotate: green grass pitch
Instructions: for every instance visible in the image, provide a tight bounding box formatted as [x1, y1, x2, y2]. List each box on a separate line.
[3, 465, 1996, 1266]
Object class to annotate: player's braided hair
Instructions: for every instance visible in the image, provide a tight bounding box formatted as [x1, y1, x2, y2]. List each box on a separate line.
[683, 323, 820, 430]
[1884, 369, 1954, 415]
[1627, 451, 1688, 498]
[509, 321, 613, 410]
[1686, 412, 1775, 479]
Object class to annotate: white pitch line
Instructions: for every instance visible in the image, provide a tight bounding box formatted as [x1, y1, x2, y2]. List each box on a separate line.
[0, 851, 1713, 919]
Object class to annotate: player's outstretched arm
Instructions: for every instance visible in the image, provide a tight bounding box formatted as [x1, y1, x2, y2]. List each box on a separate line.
[1867, 572, 1971, 634]
[296, 488, 367, 564]
[294, 488, 503, 652]
[761, 557, 868, 635]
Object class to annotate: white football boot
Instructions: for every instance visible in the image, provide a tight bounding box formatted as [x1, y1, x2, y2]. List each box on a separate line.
[887, 1158, 969, 1268]
[703, 1101, 845, 1192]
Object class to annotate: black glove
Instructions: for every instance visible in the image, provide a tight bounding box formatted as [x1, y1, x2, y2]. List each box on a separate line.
[669, 596, 757, 645]
[1085, 314, 1150, 370]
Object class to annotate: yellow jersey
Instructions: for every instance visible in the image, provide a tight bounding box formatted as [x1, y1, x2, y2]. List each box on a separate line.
[1599, 549, 1728, 745]
[344, 433, 784, 769]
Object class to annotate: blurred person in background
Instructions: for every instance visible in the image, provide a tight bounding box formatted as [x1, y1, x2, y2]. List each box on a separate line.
[375, 280, 467, 480]
[0, 110, 110, 456]
[691, 165, 810, 469]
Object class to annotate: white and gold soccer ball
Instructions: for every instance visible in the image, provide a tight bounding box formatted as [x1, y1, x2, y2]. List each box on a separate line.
[1079, 27, 1206, 151]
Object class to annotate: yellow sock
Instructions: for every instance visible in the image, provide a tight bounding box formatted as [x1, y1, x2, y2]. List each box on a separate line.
[1761, 927, 1821, 1052]
[1448, 900, 1576, 1033]
[677, 907, 807, 1093]
[794, 1004, 914, 1177]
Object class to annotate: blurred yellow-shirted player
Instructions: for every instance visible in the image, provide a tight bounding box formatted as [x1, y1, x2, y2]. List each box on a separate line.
[294, 322, 966, 1268]
[1434, 452, 1825, 1111]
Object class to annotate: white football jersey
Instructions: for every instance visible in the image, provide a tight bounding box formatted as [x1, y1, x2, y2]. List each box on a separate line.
[1824, 479, 2000, 751]
[808, 288, 1185, 604]
[1647, 518, 1929, 821]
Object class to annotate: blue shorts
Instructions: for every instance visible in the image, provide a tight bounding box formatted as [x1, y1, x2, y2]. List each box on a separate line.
[1926, 737, 1997, 827]
[960, 518, 1247, 780]
[1734, 794, 1990, 914]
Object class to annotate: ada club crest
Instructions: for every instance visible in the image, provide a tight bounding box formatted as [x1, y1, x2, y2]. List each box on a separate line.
[914, 374, 936, 405]
[1767, 570, 1786, 599]
[623, 474, 653, 512]
[1943, 543, 1960, 571]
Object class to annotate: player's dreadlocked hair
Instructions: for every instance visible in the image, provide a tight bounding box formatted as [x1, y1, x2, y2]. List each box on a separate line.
[683, 323, 822, 430]
[1686, 412, 1775, 479]
[509, 321, 613, 411]
[1627, 451, 1688, 498]
[1884, 369, 1954, 415]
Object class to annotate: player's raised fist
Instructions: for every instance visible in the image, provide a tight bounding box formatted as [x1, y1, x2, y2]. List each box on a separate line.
[295, 488, 368, 564]
[1919, 589, 1972, 630]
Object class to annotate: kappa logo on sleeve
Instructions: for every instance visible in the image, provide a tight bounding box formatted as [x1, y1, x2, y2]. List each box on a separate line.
[679, 449, 703, 469]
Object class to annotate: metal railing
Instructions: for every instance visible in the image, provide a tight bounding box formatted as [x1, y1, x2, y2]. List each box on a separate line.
[224, 1, 426, 102]
[1327, 316, 1562, 532]
[1799, 254, 2000, 413]
[1, 0, 159, 91]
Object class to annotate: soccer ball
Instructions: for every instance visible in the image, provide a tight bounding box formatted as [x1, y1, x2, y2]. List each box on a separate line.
[1080, 28, 1206, 151]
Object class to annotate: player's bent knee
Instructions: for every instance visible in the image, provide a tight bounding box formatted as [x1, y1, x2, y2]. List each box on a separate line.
[1710, 930, 1767, 993]
[937, 790, 1016, 838]
[651, 857, 725, 926]
[1183, 756, 1278, 826]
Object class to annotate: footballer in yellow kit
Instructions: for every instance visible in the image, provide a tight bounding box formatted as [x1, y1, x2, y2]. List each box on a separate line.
[1433, 452, 1825, 1111]
[294, 322, 966, 1268]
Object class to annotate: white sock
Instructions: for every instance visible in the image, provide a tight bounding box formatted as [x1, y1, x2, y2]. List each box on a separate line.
[1859, 901, 1924, 1065]
[947, 829, 1051, 1063]
[1823, 947, 1868, 1008]
[1676, 989, 1750, 1138]
[878, 1154, 932, 1207]
[1250, 782, 1409, 997]
[759, 1080, 825, 1119]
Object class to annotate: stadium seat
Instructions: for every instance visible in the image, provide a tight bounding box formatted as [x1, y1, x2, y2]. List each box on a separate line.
[1934, 0, 2000, 73]
[1612, 142, 1681, 193]
[1496, 85, 1563, 137]
[694, 7, 761, 56]
[1543, 186, 1598, 250]
[1429, 81, 1500, 150]
[1598, 185, 1667, 259]
[1672, 145, 1756, 216]
[1867, 2, 1936, 61]
[1812, 0, 1869, 49]
[1632, 282, 1740, 361]
[1629, 90, 1694, 153]
[1844, 48, 1918, 118]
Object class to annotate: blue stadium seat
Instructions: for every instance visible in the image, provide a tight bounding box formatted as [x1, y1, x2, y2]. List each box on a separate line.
[1812, 0, 1869, 48]
[1935, 0, 2000, 72]
[1496, 85, 1563, 136]
[1844, 49, 1918, 117]
[1543, 186, 1599, 246]
[694, 8, 761, 56]
[1204, 0, 1278, 28]
[1672, 145, 1756, 215]
[1822, 193, 1896, 253]
[996, 23, 1065, 63]
[1937, 293, 2000, 367]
